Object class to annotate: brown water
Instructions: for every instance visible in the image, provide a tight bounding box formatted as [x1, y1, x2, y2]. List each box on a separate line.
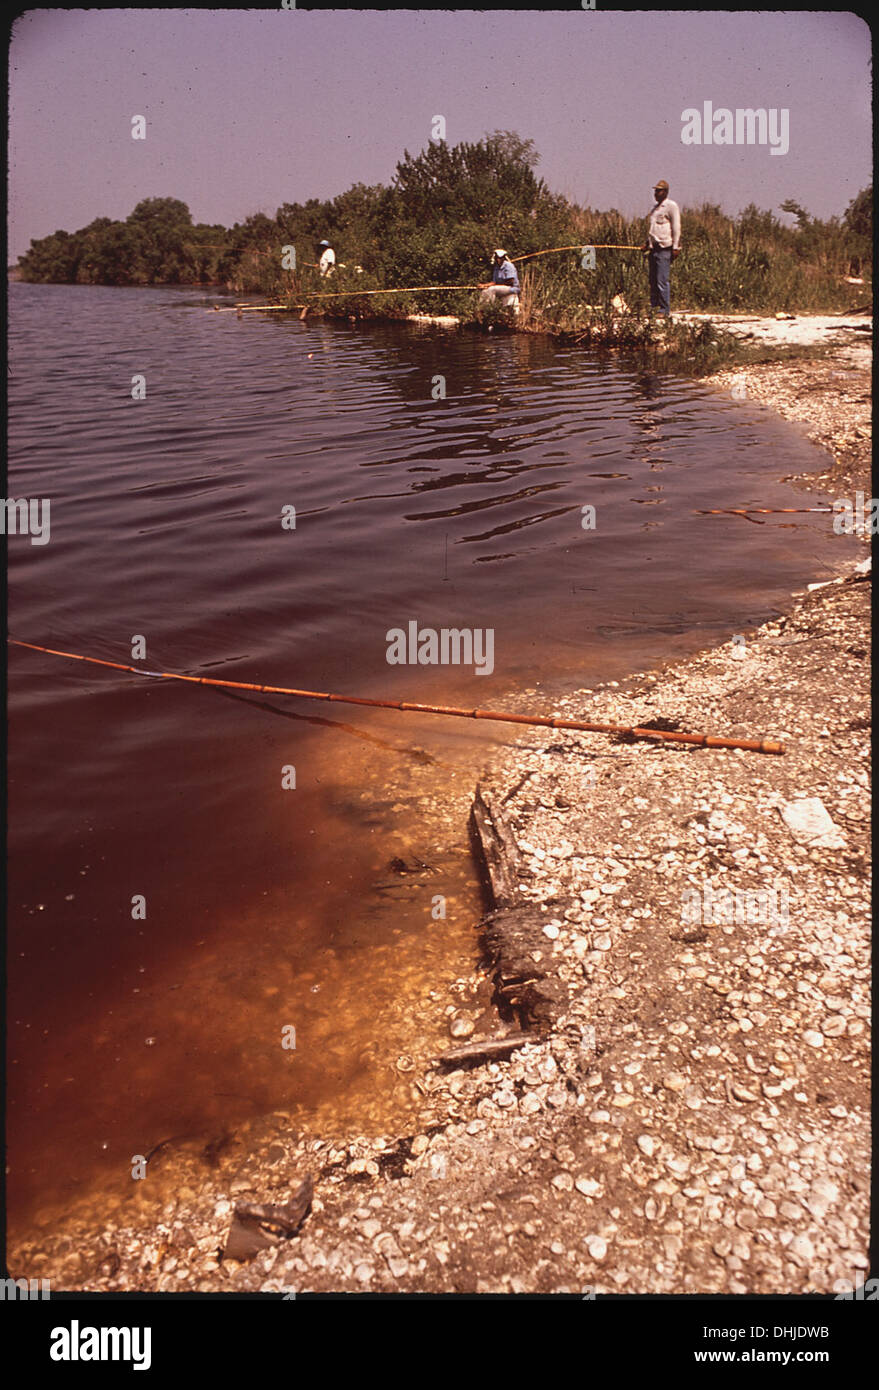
[6, 282, 853, 1233]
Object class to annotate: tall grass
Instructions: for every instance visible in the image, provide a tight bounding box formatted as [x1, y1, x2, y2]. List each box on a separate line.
[288, 211, 870, 329]
[561, 201, 871, 314]
[270, 198, 870, 379]
[223, 173, 873, 373]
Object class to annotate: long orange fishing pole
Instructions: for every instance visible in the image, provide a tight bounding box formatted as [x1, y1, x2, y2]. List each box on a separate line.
[698, 505, 834, 517]
[510, 244, 641, 262]
[696, 507, 835, 524]
[8, 639, 785, 754]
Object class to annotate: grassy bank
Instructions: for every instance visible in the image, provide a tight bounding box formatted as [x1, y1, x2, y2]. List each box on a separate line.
[265, 169, 870, 374]
[276, 264, 857, 377]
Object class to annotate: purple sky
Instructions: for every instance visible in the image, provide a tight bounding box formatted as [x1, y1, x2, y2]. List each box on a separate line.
[8, 9, 872, 260]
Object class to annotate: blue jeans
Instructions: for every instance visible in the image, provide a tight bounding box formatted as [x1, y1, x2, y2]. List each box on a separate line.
[648, 246, 672, 315]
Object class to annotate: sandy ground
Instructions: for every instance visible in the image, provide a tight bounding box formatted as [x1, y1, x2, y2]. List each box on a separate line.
[680, 310, 872, 370]
[9, 342, 872, 1296]
[411, 307, 874, 360]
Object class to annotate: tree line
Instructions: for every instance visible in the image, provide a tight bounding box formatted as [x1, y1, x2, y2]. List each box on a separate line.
[15, 132, 872, 309]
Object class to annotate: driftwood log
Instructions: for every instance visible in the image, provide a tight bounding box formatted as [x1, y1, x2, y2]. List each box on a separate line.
[470, 783, 522, 907]
[469, 784, 570, 1030]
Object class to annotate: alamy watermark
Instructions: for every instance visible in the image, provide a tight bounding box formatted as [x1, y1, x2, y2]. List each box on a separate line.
[681, 882, 790, 932]
[386, 621, 494, 676]
[832, 492, 877, 536]
[49, 1321, 151, 1370]
[2, 1276, 51, 1300]
[681, 103, 789, 156]
[2, 497, 51, 545]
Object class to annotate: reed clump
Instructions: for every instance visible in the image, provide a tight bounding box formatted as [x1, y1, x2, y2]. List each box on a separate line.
[565, 201, 870, 315]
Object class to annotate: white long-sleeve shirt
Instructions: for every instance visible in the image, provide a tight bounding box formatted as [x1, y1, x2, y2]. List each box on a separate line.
[318, 247, 336, 276]
[647, 198, 681, 250]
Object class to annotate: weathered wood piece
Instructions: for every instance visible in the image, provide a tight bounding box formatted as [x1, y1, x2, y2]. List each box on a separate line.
[470, 783, 570, 1029]
[437, 1033, 532, 1067]
[224, 1175, 313, 1262]
[470, 783, 522, 908]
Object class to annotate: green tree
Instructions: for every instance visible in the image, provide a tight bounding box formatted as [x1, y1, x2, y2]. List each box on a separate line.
[486, 130, 541, 169]
[18, 228, 83, 282]
[844, 185, 872, 240]
[79, 221, 149, 285]
[184, 223, 229, 283]
[126, 197, 193, 281]
[371, 132, 573, 287]
[779, 198, 811, 231]
[127, 196, 192, 233]
[216, 211, 282, 292]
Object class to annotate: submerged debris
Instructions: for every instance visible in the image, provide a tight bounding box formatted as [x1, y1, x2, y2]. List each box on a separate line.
[224, 1176, 313, 1262]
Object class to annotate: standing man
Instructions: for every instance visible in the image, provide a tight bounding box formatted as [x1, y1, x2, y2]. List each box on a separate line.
[479, 249, 520, 305]
[641, 181, 681, 317]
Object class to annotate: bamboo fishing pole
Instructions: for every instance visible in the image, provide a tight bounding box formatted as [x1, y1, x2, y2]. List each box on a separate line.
[213, 304, 290, 312]
[212, 285, 484, 312]
[697, 507, 833, 516]
[299, 284, 483, 298]
[7, 639, 785, 754]
[211, 246, 642, 313]
[510, 244, 642, 262]
[696, 507, 835, 524]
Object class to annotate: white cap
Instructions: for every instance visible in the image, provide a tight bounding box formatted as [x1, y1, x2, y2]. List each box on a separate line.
[493, 248, 507, 258]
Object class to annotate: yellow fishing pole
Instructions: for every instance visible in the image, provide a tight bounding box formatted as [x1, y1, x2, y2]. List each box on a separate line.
[211, 245, 642, 312]
[212, 285, 483, 311]
[510, 244, 641, 263]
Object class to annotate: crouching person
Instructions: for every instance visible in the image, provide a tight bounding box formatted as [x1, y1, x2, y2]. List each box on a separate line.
[316, 239, 336, 277]
[479, 249, 520, 311]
